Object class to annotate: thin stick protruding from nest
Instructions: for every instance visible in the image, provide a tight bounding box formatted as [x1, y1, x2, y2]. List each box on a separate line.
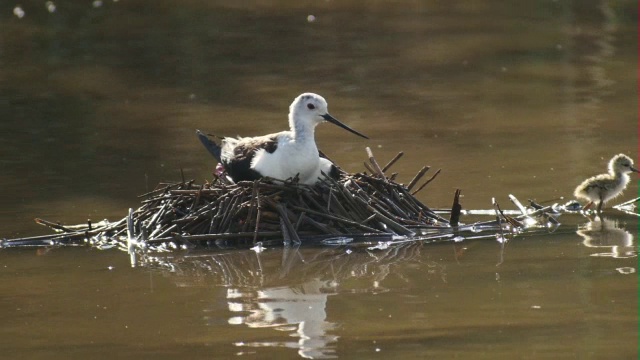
[450, 189, 462, 226]
[382, 152, 404, 173]
[365, 147, 386, 179]
[363, 161, 375, 175]
[493, 198, 523, 229]
[412, 169, 441, 195]
[508, 194, 528, 216]
[34, 218, 72, 233]
[252, 186, 262, 244]
[407, 166, 430, 191]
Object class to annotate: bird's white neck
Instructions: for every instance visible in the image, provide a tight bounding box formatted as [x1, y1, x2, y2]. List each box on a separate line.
[289, 115, 317, 144]
[618, 172, 630, 185]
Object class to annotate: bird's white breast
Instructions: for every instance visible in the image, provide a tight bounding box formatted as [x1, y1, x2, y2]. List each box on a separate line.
[251, 133, 321, 184]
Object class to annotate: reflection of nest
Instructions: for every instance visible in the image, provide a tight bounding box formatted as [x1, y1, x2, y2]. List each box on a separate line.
[141, 242, 444, 289]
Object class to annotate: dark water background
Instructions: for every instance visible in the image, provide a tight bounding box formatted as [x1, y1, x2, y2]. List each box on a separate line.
[1, 1, 638, 358]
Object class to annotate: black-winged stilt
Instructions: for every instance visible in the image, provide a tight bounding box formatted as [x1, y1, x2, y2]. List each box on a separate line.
[197, 93, 368, 184]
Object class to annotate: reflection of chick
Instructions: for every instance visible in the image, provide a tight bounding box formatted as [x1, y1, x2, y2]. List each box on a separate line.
[574, 154, 639, 212]
[576, 217, 636, 259]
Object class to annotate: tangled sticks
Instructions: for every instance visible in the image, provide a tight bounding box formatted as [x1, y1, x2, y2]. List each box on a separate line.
[128, 163, 449, 247]
[4, 148, 456, 250]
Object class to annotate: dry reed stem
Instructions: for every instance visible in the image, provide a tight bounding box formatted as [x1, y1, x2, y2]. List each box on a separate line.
[381, 152, 404, 173]
[407, 166, 430, 191]
[365, 147, 386, 179]
[411, 169, 441, 195]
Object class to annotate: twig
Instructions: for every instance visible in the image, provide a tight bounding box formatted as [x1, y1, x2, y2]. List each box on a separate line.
[274, 203, 301, 244]
[411, 169, 441, 195]
[253, 186, 262, 244]
[407, 166, 430, 191]
[508, 194, 528, 216]
[294, 212, 306, 231]
[492, 198, 505, 240]
[449, 189, 462, 227]
[289, 205, 381, 233]
[381, 152, 404, 173]
[189, 184, 204, 214]
[493, 198, 523, 229]
[614, 197, 640, 208]
[146, 232, 283, 244]
[365, 147, 386, 179]
[126, 208, 135, 248]
[279, 217, 292, 245]
[363, 161, 375, 175]
[34, 218, 73, 233]
[242, 181, 259, 233]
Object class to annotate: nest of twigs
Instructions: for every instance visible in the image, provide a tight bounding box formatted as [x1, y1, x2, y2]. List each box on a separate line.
[137, 169, 449, 245]
[4, 148, 464, 250]
[3, 146, 584, 253]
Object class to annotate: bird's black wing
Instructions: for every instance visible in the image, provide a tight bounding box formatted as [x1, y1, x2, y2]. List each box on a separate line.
[223, 134, 279, 182]
[318, 149, 345, 179]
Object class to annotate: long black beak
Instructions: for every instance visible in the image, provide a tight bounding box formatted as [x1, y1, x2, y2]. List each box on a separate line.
[321, 113, 369, 139]
[631, 166, 640, 173]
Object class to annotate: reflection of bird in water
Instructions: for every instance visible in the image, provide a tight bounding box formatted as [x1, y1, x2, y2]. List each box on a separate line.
[197, 93, 368, 185]
[227, 279, 339, 359]
[576, 217, 636, 259]
[574, 154, 639, 212]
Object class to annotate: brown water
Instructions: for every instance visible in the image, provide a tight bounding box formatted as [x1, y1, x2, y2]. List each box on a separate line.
[1, 1, 638, 358]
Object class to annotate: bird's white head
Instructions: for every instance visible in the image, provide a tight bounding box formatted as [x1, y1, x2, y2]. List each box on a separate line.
[609, 154, 639, 175]
[289, 93, 329, 127]
[289, 93, 369, 139]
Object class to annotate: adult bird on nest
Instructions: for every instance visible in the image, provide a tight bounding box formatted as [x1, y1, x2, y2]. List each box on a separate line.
[574, 153, 639, 213]
[197, 93, 368, 184]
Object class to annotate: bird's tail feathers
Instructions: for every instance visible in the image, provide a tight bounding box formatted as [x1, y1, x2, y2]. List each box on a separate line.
[196, 129, 222, 163]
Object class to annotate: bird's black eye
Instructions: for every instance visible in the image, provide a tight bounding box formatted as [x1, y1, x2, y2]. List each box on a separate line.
[307, 103, 315, 110]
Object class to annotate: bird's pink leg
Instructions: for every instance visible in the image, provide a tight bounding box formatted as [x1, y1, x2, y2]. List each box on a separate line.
[215, 163, 225, 176]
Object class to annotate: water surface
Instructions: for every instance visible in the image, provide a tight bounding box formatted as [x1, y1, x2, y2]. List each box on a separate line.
[0, 1, 637, 358]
